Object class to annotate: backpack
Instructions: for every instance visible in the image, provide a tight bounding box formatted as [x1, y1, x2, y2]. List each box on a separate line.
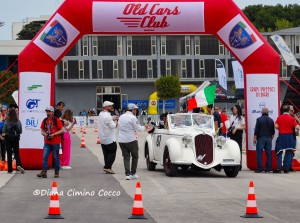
[6, 123, 20, 141]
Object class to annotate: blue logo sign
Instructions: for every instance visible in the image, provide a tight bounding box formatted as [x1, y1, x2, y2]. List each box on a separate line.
[259, 102, 266, 109]
[26, 99, 40, 109]
[26, 118, 39, 128]
[229, 22, 256, 49]
[40, 20, 67, 48]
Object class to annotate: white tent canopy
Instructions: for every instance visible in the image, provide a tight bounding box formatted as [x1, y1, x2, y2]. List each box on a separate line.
[179, 81, 211, 104]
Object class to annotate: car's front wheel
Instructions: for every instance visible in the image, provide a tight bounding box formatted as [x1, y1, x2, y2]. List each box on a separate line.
[145, 145, 156, 171]
[163, 147, 178, 176]
[224, 166, 240, 177]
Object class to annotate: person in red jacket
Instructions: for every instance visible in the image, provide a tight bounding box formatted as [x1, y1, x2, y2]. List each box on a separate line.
[274, 105, 300, 173]
[37, 106, 64, 178]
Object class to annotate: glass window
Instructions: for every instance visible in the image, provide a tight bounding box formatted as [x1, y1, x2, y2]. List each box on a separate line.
[82, 36, 88, 56]
[161, 36, 166, 55]
[195, 36, 200, 55]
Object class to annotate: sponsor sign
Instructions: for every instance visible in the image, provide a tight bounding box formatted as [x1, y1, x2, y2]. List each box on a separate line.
[246, 74, 279, 150]
[19, 72, 51, 149]
[93, 2, 205, 33]
[159, 99, 175, 109]
[216, 59, 227, 90]
[217, 14, 263, 62]
[33, 13, 80, 61]
[231, 60, 244, 89]
[270, 34, 300, 67]
[73, 116, 87, 128]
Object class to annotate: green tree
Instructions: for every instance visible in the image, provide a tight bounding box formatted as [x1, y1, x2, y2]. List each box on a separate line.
[275, 19, 294, 30]
[0, 71, 18, 105]
[155, 75, 181, 113]
[243, 4, 300, 31]
[17, 21, 46, 40]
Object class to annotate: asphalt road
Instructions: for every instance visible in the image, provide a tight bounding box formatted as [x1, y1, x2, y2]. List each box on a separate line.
[1, 128, 300, 223]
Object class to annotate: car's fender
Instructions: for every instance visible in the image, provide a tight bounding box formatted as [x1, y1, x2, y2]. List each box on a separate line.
[165, 138, 182, 162]
[145, 134, 155, 161]
[219, 139, 241, 164]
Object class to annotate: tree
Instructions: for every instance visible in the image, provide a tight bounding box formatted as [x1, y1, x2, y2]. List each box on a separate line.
[17, 21, 46, 40]
[155, 75, 181, 113]
[0, 71, 18, 105]
[275, 19, 294, 30]
[243, 4, 300, 31]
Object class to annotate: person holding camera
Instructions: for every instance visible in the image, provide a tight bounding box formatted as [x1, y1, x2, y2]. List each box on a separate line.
[37, 106, 64, 178]
[60, 109, 76, 170]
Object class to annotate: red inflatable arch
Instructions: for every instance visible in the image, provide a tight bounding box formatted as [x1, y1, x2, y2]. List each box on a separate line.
[18, 0, 280, 170]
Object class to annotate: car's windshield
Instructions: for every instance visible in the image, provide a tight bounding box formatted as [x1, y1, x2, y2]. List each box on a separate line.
[169, 114, 212, 129]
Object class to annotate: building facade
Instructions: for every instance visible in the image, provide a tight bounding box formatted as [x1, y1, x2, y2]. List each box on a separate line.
[1, 28, 300, 115]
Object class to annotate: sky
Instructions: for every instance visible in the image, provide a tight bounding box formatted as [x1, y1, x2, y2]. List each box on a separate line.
[0, 0, 299, 40]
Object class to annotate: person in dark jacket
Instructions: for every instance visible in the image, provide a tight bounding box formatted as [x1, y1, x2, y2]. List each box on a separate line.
[2, 109, 25, 174]
[253, 107, 275, 173]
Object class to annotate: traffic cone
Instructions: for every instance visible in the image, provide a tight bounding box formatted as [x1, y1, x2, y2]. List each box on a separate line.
[80, 127, 83, 132]
[45, 181, 64, 219]
[129, 182, 147, 219]
[83, 127, 87, 134]
[96, 137, 101, 144]
[81, 135, 86, 148]
[72, 127, 76, 134]
[241, 181, 263, 218]
[94, 128, 98, 133]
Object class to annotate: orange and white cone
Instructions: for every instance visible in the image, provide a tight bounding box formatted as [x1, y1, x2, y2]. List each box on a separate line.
[96, 137, 101, 144]
[80, 135, 86, 148]
[241, 181, 263, 218]
[45, 181, 64, 219]
[128, 182, 147, 219]
[94, 128, 98, 133]
[72, 127, 76, 134]
[80, 127, 83, 133]
[83, 127, 87, 134]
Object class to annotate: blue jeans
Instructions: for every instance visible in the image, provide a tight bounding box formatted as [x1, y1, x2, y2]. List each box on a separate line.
[276, 150, 293, 171]
[256, 136, 272, 171]
[42, 143, 60, 171]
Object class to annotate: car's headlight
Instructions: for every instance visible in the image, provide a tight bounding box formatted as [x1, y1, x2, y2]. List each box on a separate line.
[182, 135, 192, 146]
[216, 136, 226, 147]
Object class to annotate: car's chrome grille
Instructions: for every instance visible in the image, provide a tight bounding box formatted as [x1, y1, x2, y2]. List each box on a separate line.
[195, 134, 213, 165]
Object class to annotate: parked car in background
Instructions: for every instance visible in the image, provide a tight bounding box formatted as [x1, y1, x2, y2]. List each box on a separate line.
[144, 113, 241, 177]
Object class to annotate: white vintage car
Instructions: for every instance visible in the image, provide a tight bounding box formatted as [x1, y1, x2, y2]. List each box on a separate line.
[144, 113, 241, 177]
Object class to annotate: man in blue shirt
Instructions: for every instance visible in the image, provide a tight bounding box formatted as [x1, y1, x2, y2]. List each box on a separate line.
[253, 107, 275, 173]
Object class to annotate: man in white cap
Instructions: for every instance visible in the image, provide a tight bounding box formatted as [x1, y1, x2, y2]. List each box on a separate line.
[118, 103, 149, 180]
[98, 101, 119, 174]
[37, 106, 64, 178]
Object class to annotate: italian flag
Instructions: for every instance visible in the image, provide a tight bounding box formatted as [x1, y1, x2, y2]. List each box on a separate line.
[195, 84, 216, 107]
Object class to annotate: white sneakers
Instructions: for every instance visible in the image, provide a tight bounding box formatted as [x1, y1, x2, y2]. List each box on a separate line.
[126, 174, 139, 180]
[61, 166, 72, 170]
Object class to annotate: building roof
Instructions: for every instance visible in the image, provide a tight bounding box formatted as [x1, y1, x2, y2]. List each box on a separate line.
[265, 27, 300, 35]
[0, 40, 30, 55]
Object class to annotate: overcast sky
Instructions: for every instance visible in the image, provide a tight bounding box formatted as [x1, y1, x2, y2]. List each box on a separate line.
[0, 0, 299, 40]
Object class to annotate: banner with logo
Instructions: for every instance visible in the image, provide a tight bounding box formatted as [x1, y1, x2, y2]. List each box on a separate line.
[11, 90, 18, 105]
[231, 60, 244, 89]
[270, 35, 300, 67]
[246, 74, 279, 151]
[87, 116, 98, 128]
[33, 13, 80, 61]
[92, 2, 205, 33]
[19, 72, 51, 149]
[215, 59, 227, 90]
[217, 14, 264, 62]
[73, 116, 87, 128]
